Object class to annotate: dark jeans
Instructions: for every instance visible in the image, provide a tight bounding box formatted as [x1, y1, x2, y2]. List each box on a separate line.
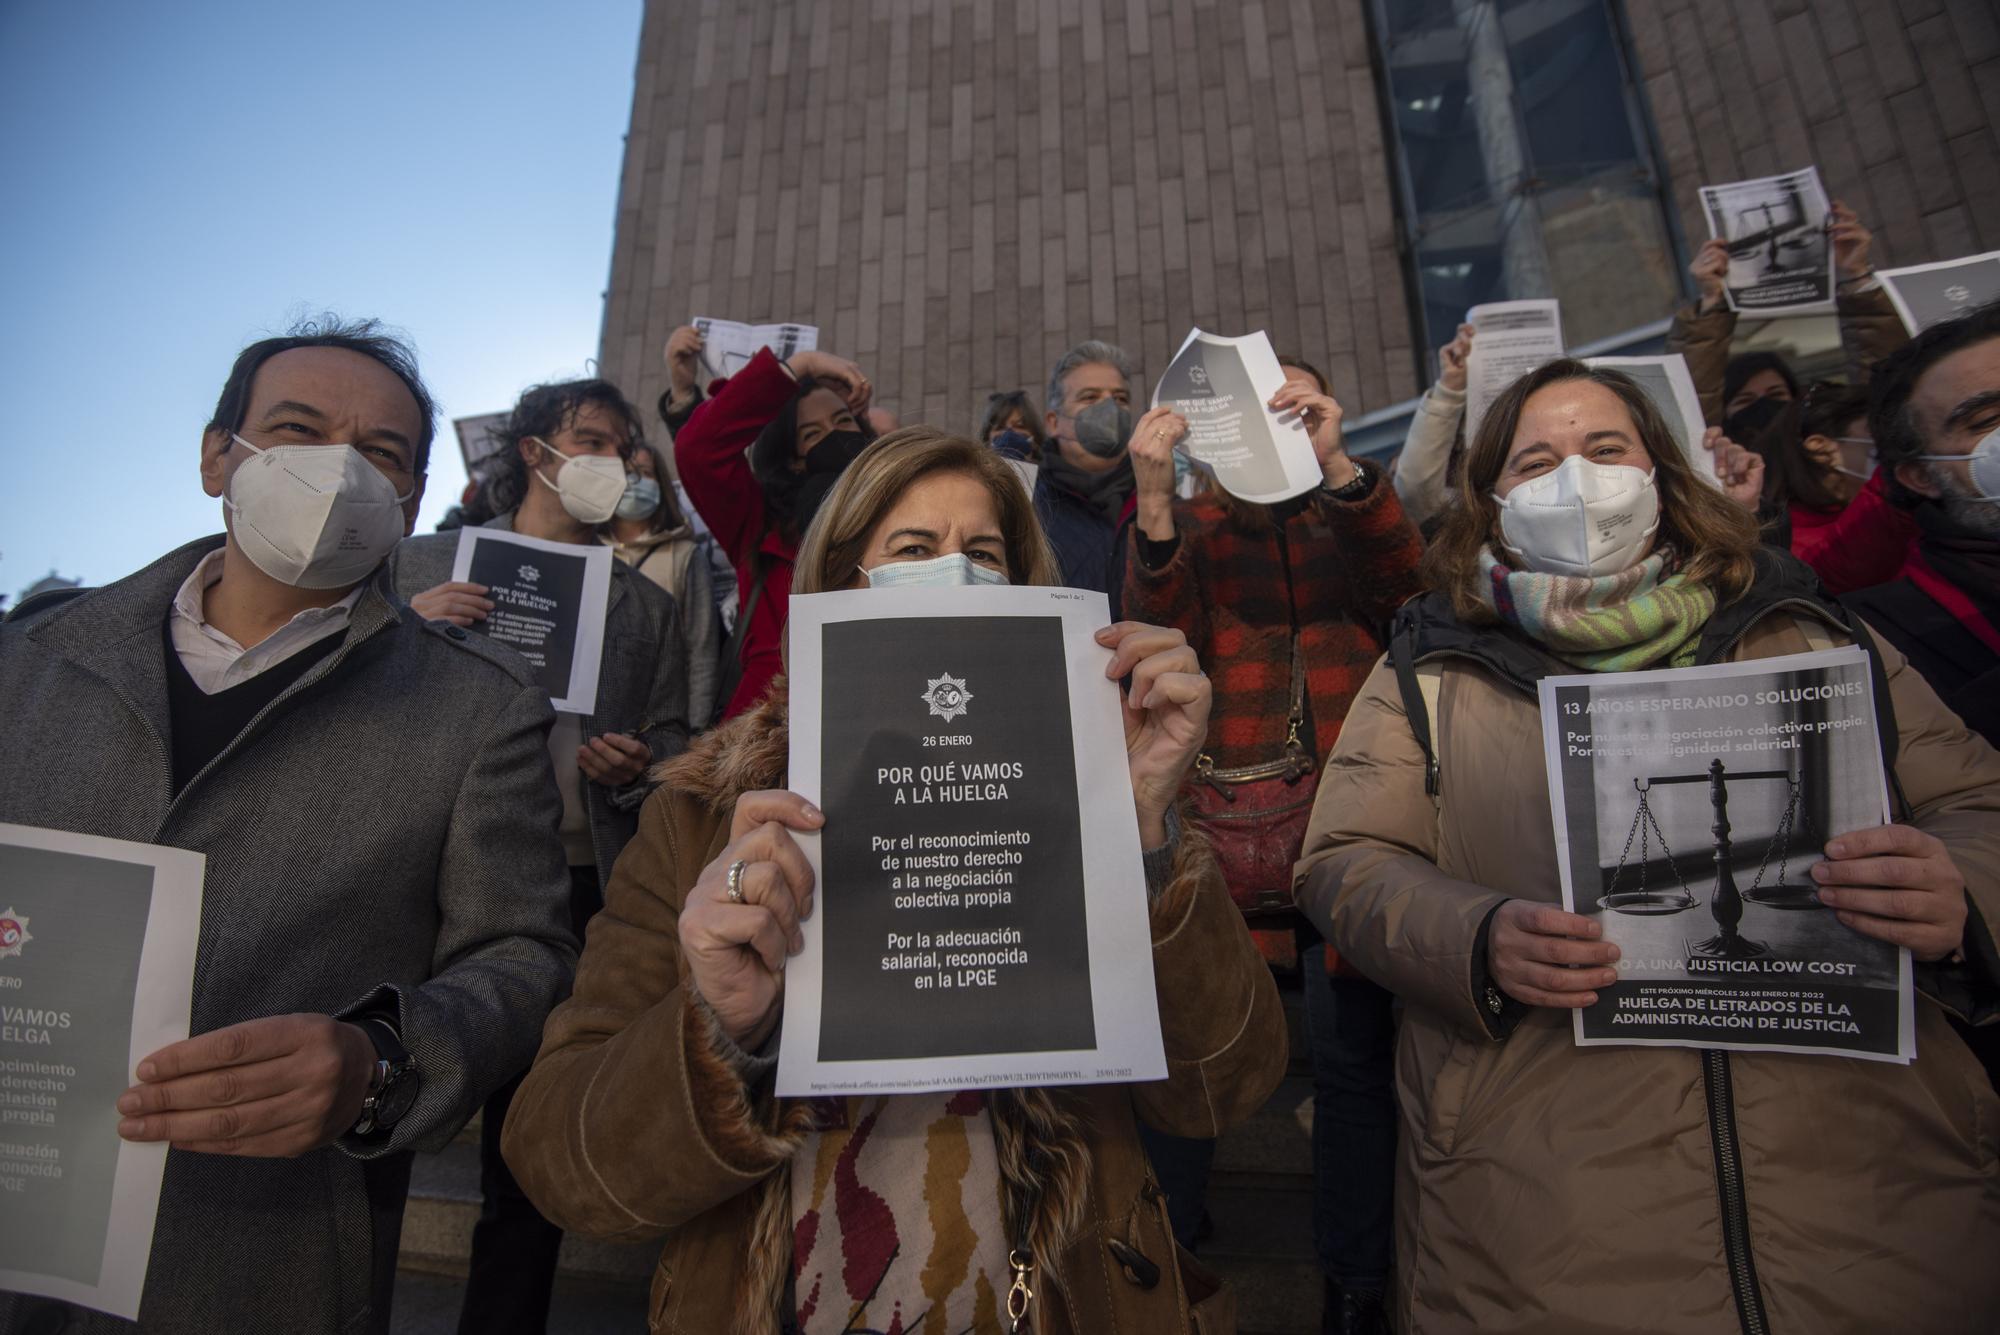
[456, 865, 602, 1335]
[1136, 1122, 1217, 1249]
[1301, 942, 1397, 1290]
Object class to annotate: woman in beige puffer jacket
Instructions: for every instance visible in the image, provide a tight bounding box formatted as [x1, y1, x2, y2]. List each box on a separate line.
[1296, 360, 2000, 1335]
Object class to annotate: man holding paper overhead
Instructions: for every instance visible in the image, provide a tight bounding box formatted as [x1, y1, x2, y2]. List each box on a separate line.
[502, 427, 1287, 1335]
[0, 319, 576, 1334]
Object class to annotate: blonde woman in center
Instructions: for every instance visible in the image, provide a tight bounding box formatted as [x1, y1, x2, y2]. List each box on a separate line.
[502, 426, 1287, 1335]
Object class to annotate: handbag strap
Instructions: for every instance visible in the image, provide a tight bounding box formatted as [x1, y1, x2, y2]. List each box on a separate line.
[712, 572, 766, 725]
[1283, 631, 1307, 754]
[1196, 634, 1310, 790]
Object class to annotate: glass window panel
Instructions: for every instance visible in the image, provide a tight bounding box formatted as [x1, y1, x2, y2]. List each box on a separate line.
[1372, 0, 1683, 364]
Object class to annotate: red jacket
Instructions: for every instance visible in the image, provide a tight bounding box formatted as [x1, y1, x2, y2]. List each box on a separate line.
[1122, 477, 1426, 769]
[1786, 469, 1917, 596]
[672, 348, 798, 720]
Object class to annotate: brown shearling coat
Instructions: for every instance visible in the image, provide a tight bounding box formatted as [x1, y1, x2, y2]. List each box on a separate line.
[1295, 605, 2000, 1335]
[502, 687, 1289, 1335]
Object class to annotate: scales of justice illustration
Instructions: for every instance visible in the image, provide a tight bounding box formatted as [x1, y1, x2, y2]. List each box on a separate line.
[1598, 756, 1823, 959]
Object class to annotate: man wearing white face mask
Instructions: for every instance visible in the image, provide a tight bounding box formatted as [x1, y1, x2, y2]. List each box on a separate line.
[0, 319, 577, 1335]
[1848, 299, 2000, 751]
[390, 376, 689, 1335]
[1292, 357, 2000, 1335]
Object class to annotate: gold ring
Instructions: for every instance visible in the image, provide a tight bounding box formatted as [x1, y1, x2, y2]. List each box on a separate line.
[726, 859, 748, 904]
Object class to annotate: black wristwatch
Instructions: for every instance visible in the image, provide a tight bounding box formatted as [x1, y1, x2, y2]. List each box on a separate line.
[1322, 460, 1373, 501]
[350, 1018, 420, 1137]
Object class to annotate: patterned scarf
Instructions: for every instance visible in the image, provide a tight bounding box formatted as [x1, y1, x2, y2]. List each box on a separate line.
[1476, 549, 1717, 671]
[791, 1093, 1008, 1335]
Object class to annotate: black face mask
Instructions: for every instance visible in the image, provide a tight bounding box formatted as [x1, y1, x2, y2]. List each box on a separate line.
[792, 429, 872, 530]
[1723, 396, 1787, 450]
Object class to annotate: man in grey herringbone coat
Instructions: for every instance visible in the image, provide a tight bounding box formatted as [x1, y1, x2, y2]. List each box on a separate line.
[0, 323, 576, 1335]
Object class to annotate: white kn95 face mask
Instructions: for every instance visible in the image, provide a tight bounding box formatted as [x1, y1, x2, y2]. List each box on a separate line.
[224, 435, 412, 588]
[1493, 454, 1659, 578]
[530, 439, 629, 524]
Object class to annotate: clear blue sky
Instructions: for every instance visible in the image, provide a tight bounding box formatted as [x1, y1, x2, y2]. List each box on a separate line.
[0, 0, 643, 601]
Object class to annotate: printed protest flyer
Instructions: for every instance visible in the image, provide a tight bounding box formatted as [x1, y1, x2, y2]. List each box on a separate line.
[691, 317, 818, 379]
[1464, 299, 1563, 445]
[1699, 166, 1835, 314]
[1152, 328, 1323, 503]
[450, 528, 612, 714]
[1880, 251, 2000, 335]
[778, 585, 1166, 1096]
[0, 824, 203, 1319]
[1538, 647, 1912, 1062]
[1585, 354, 1717, 484]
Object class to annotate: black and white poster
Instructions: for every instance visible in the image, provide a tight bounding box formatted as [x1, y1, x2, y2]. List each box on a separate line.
[0, 824, 203, 1320]
[1538, 647, 1912, 1062]
[451, 411, 511, 490]
[449, 528, 612, 714]
[1584, 354, 1718, 486]
[1880, 251, 2000, 335]
[778, 585, 1166, 1096]
[1152, 328, 1323, 503]
[691, 317, 818, 380]
[1699, 166, 1835, 315]
[1464, 299, 1564, 446]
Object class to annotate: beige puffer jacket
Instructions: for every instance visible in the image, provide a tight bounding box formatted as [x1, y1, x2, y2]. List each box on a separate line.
[1296, 587, 2000, 1335]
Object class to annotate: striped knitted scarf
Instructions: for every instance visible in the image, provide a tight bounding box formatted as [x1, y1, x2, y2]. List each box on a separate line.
[1477, 549, 1716, 671]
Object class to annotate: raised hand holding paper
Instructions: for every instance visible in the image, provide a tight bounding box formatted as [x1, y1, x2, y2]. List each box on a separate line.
[448, 528, 613, 713]
[1151, 329, 1323, 503]
[1699, 166, 1835, 314]
[691, 317, 818, 379]
[1584, 354, 1717, 484]
[0, 824, 203, 1320]
[1464, 299, 1563, 446]
[1879, 251, 2000, 335]
[777, 585, 1165, 1096]
[1536, 648, 1912, 1062]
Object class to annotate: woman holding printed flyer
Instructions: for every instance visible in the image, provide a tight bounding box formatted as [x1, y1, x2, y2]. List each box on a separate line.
[1124, 357, 1423, 1329]
[502, 428, 1286, 1335]
[1294, 358, 2000, 1334]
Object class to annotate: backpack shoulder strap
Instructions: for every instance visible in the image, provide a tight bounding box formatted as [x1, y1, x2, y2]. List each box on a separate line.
[1390, 623, 1444, 801]
[1797, 611, 1912, 821]
[1848, 617, 1913, 822]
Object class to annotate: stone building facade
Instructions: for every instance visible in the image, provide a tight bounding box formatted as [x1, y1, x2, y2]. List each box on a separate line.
[596, 0, 2000, 446]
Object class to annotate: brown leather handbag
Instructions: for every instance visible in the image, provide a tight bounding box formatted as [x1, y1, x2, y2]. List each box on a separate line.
[1187, 635, 1318, 919]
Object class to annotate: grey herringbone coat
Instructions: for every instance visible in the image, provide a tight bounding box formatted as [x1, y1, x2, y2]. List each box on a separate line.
[0, 537, 577, 1335]
[391, 514, 691, 885]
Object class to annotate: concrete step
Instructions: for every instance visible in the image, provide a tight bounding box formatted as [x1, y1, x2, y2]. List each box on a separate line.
[399, 1139, 658, 1285]
[1212, 1072, 1314, 1177]
[400, 974, 1324, 1328]
[390, 1269, 647, 1334]
[1219, 1256, 1327, 1335]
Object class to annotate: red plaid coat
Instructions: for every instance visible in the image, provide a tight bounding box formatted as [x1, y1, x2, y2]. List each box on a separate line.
[1122, 479, 1425, 772]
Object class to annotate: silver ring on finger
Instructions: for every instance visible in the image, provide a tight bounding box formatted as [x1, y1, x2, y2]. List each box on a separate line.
[726, 859, 748, 904]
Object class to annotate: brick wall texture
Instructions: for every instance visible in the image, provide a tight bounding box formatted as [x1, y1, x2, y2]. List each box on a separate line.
[1626, 0, 2000, 282]
[597, 0, 1420, 440]
[599, 0, 2000, 439]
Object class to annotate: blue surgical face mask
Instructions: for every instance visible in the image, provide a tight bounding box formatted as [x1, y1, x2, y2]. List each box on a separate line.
[862, 552, 1010, 589]
[1915, 424, 2000, 502]
[616, 475, 663, 520]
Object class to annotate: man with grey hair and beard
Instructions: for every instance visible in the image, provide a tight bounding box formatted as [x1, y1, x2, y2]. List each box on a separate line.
[1034, 339, 1139, 592]
[1846, 298, 2000, 749]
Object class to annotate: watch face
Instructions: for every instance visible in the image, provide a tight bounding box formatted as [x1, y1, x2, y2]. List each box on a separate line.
[378, 1064, 422, 1126]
